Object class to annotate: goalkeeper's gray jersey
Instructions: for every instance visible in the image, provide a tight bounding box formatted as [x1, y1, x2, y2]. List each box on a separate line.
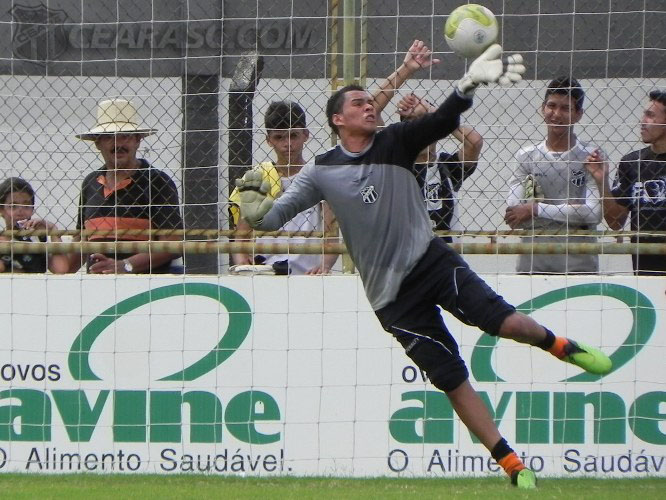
[256, 91, 472, 309]
[507, 139, 603, 273]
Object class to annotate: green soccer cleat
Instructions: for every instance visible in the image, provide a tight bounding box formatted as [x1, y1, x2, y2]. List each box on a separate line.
[562, 339, 612, 375]
[511, 468, 537, 489]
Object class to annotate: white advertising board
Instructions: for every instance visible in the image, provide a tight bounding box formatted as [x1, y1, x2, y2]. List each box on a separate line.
[0, 274, 663, 477]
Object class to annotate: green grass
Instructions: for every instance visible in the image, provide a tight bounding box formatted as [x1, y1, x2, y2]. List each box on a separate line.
[0, 475, 664, 500]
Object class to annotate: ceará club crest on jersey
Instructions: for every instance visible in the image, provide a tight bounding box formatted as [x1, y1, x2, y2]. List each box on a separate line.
[571, 169, 586, 187]
[360, 185, 378, 204]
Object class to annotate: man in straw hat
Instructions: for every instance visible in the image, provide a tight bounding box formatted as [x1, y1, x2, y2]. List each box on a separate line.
[70, 98, 182, 274]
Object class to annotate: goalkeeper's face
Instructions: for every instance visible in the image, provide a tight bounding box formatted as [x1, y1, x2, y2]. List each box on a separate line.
[333, 91, 377, 136]
[542, 94, 582, 133]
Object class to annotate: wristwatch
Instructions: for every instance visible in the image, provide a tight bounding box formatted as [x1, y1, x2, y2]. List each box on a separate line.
[123, 259, 134, 273]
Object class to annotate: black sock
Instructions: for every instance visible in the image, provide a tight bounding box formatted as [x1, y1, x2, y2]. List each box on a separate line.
[534, 327, 556, 351]
[490, 437, 514, 461]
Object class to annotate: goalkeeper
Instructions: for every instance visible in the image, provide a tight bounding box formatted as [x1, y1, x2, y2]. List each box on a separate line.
[236, 45, 611, 489]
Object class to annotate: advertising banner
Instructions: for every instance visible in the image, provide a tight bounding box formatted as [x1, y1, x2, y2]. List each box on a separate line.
[0, 274, 663, 477]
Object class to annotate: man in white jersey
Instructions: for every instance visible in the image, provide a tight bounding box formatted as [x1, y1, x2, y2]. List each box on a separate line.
[504, 77, 603, 274]
[230, 101, 338, 274]
[235, 45, 612, 489]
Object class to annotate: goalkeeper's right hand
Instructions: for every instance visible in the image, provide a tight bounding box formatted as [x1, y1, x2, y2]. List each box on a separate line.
[523, 174, 544, 202]
[456, 44, 525, 96]
[235, 171, 274, 227]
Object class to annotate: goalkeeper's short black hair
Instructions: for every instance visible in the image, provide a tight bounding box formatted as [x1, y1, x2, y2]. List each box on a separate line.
[326, 84, 366, 135]
[0, 177, 35, 206]
[264, 101, 307, 131]
[545, 77, 585, 111]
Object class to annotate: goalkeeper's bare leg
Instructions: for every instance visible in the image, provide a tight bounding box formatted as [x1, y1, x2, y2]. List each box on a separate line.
[446, 312, 611, 490]
[378, 320, 537, 488]
[375, 239, 610, 489]
[498, 312, 612, 375]
[446, 380, 536, 488]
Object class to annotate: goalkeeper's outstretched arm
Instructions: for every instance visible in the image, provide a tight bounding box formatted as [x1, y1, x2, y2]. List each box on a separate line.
[400, 44, 525, 157]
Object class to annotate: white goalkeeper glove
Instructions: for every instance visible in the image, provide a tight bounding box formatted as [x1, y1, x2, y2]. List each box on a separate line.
[235, 170, 274, 227]
[523, 174, 544, 202]
[456, 44, 525, 96]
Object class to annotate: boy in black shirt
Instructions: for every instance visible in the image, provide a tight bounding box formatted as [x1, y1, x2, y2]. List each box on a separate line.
[586, 89, 666, 274]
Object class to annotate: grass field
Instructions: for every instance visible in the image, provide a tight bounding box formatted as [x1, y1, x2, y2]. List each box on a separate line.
[0, 475, 664, 499]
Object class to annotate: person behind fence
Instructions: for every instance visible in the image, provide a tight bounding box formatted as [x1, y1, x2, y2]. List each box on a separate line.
[0, 177, 69, 273]
[370, 39, 440, 127]
[69, 98, 183, 274]
[234, 43, 612, 489]
[229, 101, 338, 275]
[397, 93, 482, 242]
[585, 89, 666, 275]
[504, 77, 603, 274]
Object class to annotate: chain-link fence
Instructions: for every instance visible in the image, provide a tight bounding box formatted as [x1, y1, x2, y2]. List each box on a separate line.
[0, 1, 664, 275]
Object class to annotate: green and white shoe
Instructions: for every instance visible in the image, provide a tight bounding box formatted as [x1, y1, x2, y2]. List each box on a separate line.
[511, 468, 537, 489]
[563, 339, 612, 375]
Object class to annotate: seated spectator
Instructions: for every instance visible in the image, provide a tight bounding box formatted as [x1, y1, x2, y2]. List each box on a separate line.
[586, 89, 666, 275]
[397, 94, 482, 241]
[229, 101, 338, 275]
[505, 77, 603, 274]
[0, 177, 69, 273]
[71, 98, 183, 274]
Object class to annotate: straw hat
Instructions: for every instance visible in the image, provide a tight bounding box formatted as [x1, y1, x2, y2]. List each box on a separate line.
[76, 98, 157, 140]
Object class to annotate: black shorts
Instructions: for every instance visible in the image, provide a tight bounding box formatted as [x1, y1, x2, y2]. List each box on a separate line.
[374, 238, 515, 391]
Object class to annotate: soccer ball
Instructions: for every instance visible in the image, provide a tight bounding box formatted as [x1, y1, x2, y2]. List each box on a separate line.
[444, 4, 499, 59]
